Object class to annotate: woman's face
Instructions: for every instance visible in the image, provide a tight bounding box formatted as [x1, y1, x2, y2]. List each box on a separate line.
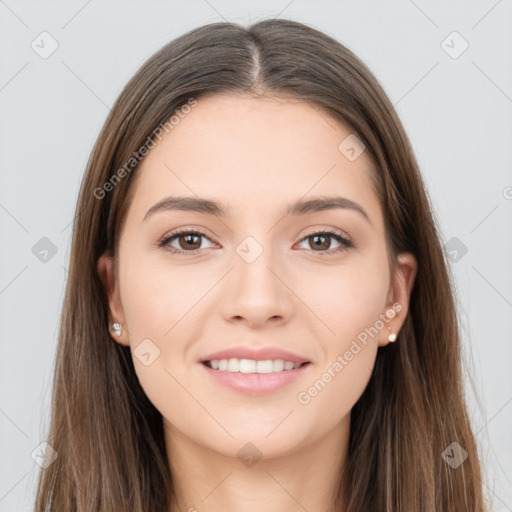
[98, 92, 416, 461]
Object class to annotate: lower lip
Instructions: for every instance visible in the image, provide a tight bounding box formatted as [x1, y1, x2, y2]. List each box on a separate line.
[199, 362, 312, 396]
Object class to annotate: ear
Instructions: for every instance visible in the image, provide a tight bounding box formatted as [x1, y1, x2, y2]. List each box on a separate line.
[97, 252, 129, 346]
[378, 252, 418, 347]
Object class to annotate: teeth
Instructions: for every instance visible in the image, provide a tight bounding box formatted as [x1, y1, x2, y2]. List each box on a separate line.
[208, 358, 304, 373]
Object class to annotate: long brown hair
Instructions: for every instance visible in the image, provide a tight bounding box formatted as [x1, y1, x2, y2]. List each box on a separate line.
[35, 18, 486, 511]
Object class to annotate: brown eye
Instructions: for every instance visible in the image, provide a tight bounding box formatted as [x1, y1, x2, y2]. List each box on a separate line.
[158, 230, 215, 254]
[297, 229, 353, 255]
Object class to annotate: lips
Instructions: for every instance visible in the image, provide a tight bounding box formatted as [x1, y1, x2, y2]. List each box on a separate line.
[199, 356, 312, 395]
[199, 346, 311, 365]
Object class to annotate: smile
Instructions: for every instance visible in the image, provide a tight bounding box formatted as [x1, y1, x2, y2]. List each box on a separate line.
[200, 359, 312, 395]
[203, 358, 308, 373]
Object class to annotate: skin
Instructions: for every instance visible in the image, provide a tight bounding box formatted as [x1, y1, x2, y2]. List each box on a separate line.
[97, 92, 417, 512]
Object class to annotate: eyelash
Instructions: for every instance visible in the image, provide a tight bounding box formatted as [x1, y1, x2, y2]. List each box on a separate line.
[157, 227, 354, 257]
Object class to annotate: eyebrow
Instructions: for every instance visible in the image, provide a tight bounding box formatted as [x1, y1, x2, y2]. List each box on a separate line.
[143, 195, 371, 224]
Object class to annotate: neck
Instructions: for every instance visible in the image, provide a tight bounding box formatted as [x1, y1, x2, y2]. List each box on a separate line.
[164, 416, 349, 512]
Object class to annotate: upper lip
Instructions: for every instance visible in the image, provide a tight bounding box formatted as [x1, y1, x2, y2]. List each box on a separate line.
[199, 346, 311, 364]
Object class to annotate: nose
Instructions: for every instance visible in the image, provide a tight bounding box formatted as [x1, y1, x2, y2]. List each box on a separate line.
[219, 248, 294, 328]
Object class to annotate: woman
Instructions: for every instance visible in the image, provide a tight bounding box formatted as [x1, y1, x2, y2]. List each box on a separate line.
[35, 18, 487, 511]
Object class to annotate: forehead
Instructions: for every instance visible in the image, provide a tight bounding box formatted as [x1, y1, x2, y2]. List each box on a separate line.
[124, 92, 381, 225]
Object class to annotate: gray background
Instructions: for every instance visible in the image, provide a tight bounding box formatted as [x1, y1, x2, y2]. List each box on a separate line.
[1, 0, 511, 509]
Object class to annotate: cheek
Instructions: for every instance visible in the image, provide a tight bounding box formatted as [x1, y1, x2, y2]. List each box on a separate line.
[120, 255, 209, 340]
[301, 255, 389, 344]
[295, 264, 386, 417]
[118, 258, 208, 408]
[293, 255, 387, 409]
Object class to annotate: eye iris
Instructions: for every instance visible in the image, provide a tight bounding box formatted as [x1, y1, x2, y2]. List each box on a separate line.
[180, 233, 201, 250]
[310, 234, 330, 250]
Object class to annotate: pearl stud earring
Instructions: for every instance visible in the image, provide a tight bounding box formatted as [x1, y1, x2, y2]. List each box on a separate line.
[111, 322, 122, 337]
[387, 326, 397, 342]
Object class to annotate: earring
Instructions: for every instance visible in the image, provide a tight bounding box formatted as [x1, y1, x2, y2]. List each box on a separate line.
[111, 322, 122, 336]
[387, 326, 397, 342]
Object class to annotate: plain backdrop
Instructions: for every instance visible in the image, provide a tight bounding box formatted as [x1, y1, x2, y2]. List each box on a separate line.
[0, 1, 511, 510]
